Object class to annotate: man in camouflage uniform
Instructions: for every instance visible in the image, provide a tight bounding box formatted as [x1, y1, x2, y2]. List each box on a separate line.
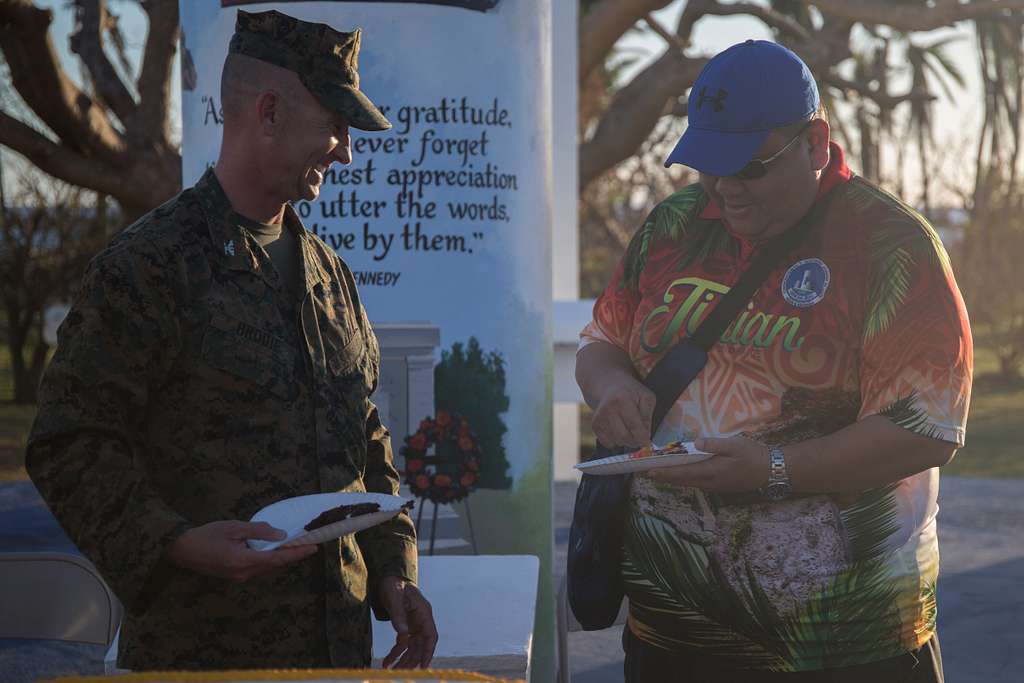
[27, 9, 437, 671]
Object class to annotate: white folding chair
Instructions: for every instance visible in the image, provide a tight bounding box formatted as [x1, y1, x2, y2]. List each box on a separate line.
[0, 551, 122, 648]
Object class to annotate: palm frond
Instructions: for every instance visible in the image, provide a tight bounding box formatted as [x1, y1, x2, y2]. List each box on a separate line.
[772, 558, 905, 669]
[919, 581, 938, 635]
[620, 184, 709, 291]
[624, 512, 782, 666]
[878, 392, 944, 440]
[625, 505, 914, 671]
[856, 183, 953, 343]
[676, 219, 736, 273]
[865, 245, 913, 340]
[840, 484, 901, 560]
[841, 179, 879, 213]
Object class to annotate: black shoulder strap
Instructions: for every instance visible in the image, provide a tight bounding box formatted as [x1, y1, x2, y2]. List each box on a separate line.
[641, 190, 835, 436]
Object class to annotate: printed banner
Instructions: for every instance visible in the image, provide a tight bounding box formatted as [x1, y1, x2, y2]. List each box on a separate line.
[180, 1, 554, 677]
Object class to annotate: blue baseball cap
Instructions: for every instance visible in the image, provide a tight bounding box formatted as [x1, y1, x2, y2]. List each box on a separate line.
[664, 40, 819, 176]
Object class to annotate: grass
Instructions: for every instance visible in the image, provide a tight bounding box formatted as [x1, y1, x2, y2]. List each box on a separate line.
[0, 346, 35, 480]
[943, 344, 1024, 478]
[0, 402, 33, 481]
[576, 345, 1022, 479]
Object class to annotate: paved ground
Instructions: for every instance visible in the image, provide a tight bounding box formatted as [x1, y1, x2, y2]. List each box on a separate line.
[2, 477, 1024, 682]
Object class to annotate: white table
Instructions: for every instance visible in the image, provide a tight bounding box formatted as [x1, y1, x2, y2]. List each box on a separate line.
[372, 555, 539, 681]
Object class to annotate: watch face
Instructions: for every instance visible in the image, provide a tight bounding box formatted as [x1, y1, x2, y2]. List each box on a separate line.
[764, 482, 792, 502]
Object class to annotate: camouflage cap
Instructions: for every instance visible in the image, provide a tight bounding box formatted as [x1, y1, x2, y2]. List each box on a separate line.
[228, 9, 391, 132]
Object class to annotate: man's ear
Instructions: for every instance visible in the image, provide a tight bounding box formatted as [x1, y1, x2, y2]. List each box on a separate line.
[256, 89, 284, 136]
[807, 118, 831, 172]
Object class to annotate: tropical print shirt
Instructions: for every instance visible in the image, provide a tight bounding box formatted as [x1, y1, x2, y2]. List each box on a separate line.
[579, 143, 973, 671]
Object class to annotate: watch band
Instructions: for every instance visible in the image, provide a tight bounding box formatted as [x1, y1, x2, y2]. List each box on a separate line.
[767, 446, 787, 484]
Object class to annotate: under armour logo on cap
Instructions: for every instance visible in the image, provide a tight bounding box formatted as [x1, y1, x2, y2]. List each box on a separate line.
[696, 86, 729, 112]
[224, 240, 235, 256]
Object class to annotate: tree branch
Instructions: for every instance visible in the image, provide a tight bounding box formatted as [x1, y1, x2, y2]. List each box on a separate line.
[806, 0, 1024, 32]
[69, 0, 137, 126]
[0, 0, 124, 161]
[0, 111, 126, 198]
[136, 0, 179, 148]
[580, 51, 707, 187]
[704, 1, 812, 42]
[643, 13, 684, 51]
[579, 0, 675, 84]
[824, 74, 938, 108]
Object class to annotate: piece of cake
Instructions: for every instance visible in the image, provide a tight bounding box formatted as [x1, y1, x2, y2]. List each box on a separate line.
[304, 502, 381, 531]
[303, 499, 415, 531]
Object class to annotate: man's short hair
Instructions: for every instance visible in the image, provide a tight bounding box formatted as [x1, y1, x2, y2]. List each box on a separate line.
[219, 52, 303, 122]
[777, 101, 829, 138]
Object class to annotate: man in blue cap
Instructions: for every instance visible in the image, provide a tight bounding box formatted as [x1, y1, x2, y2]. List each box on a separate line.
[576, 40, 970, 681]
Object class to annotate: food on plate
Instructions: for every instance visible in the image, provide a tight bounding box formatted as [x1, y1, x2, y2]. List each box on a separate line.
[628, 440, 691, 460]
[303, 499, 415, 531]
[304, 502, 380, 531]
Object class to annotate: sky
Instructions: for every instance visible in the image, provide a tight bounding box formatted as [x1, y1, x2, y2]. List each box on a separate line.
[620, 3, 985, 205]
[1, 1, 987, 206]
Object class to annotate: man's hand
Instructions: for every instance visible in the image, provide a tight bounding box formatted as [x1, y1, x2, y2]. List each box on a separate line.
[166, 521, 317, 582]
[646, 436, 768, 491]
[591, 375, 656, 449]
[378, 576, 438, 669]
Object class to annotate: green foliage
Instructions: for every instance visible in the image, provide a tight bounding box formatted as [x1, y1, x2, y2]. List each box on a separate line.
[865, 245, 914, 340]
[878, 393, 944, 440]
[621, 184, 710, 291]
[625, 499, 905, 671]
[839, 484, 901, 560]
[852, 182, 951, 343]
[434, 337, 511, 489]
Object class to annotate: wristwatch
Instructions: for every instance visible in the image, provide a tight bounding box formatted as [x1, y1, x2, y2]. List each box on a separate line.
[761, 446, 792, 501]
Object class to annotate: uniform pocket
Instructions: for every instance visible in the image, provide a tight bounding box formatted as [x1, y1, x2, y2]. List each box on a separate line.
[327, 330, 366, 379]
[201, 312, 298, 401]
[322, 332, 376, 477]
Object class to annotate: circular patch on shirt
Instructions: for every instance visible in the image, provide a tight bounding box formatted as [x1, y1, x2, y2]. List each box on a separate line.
[782, 258, 831, 308]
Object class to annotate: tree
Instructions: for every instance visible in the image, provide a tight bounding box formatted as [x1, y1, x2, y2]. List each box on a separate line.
[0, 0, 181, 222]
[956, 17, 1024, 377]
[434, 338, 512, 489]
[577, 0, 1024, 295]
[0, 171, 117, 402]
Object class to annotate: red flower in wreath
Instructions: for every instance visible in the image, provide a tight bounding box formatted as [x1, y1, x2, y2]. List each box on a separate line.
[400, 412, 483, 504]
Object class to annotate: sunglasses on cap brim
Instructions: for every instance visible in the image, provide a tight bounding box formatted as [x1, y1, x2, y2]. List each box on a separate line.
[730, 121, 813, 181]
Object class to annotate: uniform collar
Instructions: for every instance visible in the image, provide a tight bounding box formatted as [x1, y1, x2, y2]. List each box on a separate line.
[195, 169, 331, 291]
[293, 214, 333, 291]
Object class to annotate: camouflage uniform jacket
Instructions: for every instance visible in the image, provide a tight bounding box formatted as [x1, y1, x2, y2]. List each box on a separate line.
[26, 169, 417, 670]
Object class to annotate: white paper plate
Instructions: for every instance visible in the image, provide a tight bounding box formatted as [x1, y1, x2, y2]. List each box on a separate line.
[574, 441, 713, 476]
[246, 492, 411, 551]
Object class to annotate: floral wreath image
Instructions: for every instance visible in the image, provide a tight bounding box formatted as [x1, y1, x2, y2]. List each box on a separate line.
[401, 410, 481, 504]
